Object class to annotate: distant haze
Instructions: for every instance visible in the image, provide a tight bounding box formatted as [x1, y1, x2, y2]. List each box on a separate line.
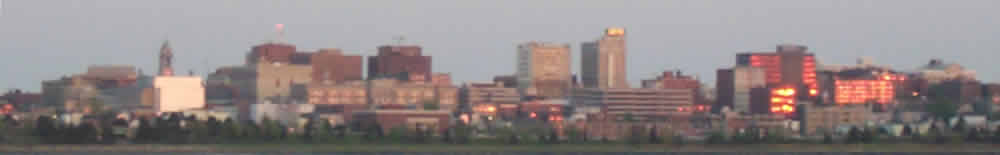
[1, 0, 998, 91]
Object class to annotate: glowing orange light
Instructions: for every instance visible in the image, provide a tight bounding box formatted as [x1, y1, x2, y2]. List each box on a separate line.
[530, 112, 537, 118]
[772, 98, 783, 103]
[771, 107, 781, 112]
[809, 89, 818, 96]
[486, 106, 496, 113]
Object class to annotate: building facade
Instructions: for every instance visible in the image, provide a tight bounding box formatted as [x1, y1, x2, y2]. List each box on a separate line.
[716, 66, 766, 113]
[581, 28, 628, 89]
[571, 88, 695, 120]
[352, 110, 452, 135]
[517, 42, 572, 98]
[311, 48, 364, 84]
[367, 45, 432, 82]
[802, 104, 871, 135]
[736, 44, 818, 90]
[251, 63, 312, 104]
[368, 79, 458, 110]
[153, 76, 206, 112]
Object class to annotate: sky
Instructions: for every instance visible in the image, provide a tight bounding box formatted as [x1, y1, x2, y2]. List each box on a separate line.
[1, 0, 998, 91]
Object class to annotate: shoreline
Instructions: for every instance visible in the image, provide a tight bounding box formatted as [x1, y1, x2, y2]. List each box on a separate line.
[2, 144, 999, 153]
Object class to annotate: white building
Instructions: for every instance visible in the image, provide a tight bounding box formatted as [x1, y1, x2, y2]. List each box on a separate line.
[153, 76, 205, 113]
[250, 103, 315, 127]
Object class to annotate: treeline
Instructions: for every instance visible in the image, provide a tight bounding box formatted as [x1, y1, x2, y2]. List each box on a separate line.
[5, 113, 1000, 145]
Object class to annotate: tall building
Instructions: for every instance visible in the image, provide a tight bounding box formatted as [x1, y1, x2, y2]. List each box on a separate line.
[736, 44, 818, 90]
[716, 66, 766, 113]
[368, 45, 432, 82]
[311, 48, 364, 84]
[733, 44, 819, 114]
[158, 40, 174, 76]
[581, 27, 628, 88]
[516, 42, 571, 98]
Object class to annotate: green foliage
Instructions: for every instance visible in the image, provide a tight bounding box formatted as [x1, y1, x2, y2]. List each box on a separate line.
[926, 101, 959, 121]
[706, 131, 726, 144]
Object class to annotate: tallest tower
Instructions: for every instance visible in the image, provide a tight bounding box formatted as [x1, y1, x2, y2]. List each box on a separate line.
[581, 27, 628, 88]
[159, 40, 174, 76]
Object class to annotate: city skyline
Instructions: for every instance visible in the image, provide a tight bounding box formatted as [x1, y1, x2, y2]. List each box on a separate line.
[2, 0, 999, 91]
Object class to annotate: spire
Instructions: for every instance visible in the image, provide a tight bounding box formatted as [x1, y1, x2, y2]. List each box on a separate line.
[159, 40, 174, 76]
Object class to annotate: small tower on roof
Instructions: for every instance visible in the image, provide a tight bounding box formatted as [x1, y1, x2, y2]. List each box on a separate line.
[159, 40, 174, 76]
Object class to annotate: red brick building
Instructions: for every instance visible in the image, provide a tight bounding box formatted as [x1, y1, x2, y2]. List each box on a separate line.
[246, 43, 296, 65]
[311, 48, 364, 83]
[368, 45, 432, 82]
[352, 110, 452, 134]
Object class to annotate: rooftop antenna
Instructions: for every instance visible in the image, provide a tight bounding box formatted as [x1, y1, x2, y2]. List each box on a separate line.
[275, 24, 286, 43]
[393, 35, 406, 45]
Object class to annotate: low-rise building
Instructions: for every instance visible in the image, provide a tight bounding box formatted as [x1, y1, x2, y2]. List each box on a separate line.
[571, 88, 695, 121]
[250, 103, 315, 128]
[368, 79, 458, 110]
[802, 104, 871, 135]
[352, 110, 452, 135]
[153, 76, 206, 112]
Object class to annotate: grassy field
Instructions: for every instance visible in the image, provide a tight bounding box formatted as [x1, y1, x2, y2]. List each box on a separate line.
[2, 144, 1000, 152]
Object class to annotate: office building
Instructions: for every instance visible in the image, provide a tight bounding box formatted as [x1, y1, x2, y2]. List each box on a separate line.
[516, 42, 571, 98]
[716, 66, 766, 113]
[368, 79, 458, 110]
[571, 88, 695, 120]
[368, 45, 432, 82]
[153, 76, 205, 112]
[736, 44, 818, 90]
[581, 27, 628, 88]
[311, 48, 364, 84]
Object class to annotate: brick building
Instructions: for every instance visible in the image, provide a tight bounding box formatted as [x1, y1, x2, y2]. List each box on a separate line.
[311, 48, 364, 84]
[368, 45, 432, 82]
[353, 110, 452, 135]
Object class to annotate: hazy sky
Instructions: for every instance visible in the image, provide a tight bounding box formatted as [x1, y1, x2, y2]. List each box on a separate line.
[2, 0, 998, 91]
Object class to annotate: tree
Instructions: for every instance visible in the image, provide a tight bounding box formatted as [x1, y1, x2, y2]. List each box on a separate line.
[626, 125, 643, 146]
[954, 115, 967, 132]
[966, 128, 983, 143]
[34, 116, 57, 144]
[926, 102, 958, 122]
[861, 128, 875, 144]
[648, 127, 663, 144]
[706, 131, 725, 144]
[846, 127, 861, 144]
[547, 128, 560, 144]
[902, 125, 913, 137]
[823, 133, 834, 144]
[993, 126, 1000, 144]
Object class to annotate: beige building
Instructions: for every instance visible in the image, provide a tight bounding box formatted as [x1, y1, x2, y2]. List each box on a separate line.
[581, 27, 628, 89]
[802, 104, 871, 135]
[153, 76, 206, 112]
[251, 63, 312, 104]
[307, 80, 368, 105]
[516, 42, 571, 98]
[571, 88, 695, 120]
[368, 79, 458, 110]
[460, 81, 521, 105]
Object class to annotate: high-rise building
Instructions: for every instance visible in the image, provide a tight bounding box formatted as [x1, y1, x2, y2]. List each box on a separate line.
[516, 42, 571, 98]
[311, 48, 364, 84]
[581, 27, 628, 88]
[158, 40, 174, 76]
[733, 44, 819, 114]
[716, 66, 766, 113]
[368, 45, 432, 82]
[736, 44, 818, 90]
